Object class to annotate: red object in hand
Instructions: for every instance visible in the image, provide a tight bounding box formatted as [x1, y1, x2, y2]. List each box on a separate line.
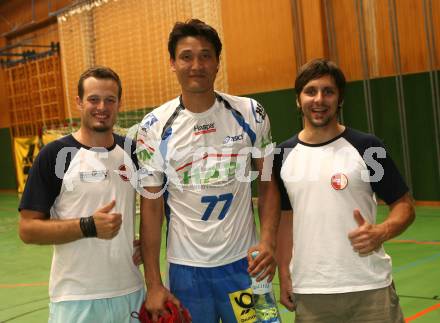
[132, 300, 191, 323]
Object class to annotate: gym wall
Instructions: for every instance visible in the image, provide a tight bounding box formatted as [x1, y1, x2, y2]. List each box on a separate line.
[0, 0, 439, 201]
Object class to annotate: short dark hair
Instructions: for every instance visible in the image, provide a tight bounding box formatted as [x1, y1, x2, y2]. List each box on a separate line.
[77, 66, 122, 100]
[295, 58, 346, 104]
[168, 19, 222, 60]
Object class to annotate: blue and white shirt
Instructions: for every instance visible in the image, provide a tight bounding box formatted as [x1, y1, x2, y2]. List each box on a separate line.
[137, 92, 273, 267]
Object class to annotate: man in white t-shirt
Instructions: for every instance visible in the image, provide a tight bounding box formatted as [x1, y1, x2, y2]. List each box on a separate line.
[137, 19, 280, 323]
[274, 58, 415, 323]
[19, 66, 145, 323]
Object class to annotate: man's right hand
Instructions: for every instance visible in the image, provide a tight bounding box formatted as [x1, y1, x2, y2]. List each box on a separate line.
[93, 200, 122, 239]
[145, 284, 180, 321]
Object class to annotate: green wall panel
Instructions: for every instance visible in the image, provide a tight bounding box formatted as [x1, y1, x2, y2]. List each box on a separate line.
[246, 88, 301, 145]
[343, 80, 369, 132]
[0, 128, 17, 190]
[117, 108, 153, 128]
[369, 77, 407, 183]
[402, 72, 440, 200]
[245, 89, 299, 197]
[344, 74, 440, 200]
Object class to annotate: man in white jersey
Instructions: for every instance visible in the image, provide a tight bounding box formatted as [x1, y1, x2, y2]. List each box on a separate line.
[137, 19, 280, 323]
[19, 66, 145, 323]
[274, 58, 415, 322]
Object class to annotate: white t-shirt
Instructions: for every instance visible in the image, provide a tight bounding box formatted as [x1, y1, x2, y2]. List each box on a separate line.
[137, 92, 273, 267]
[274, 128, 408, 294]
[20, 134, 144, 302]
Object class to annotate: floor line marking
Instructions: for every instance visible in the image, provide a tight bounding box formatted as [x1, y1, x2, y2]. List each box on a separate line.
[0, 282, 48, 288]
[393, 252, 440, 273]
[405, 302, 440, 322]
[388, 239, 440, 245]
[0, 297, 48, 312]
[2, 306, 47, 322]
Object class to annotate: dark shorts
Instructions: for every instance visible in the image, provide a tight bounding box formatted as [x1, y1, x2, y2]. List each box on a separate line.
[294, 283, 404, 323]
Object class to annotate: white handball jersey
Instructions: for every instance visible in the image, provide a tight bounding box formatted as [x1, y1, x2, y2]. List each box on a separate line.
[19, 134, 144, 302]
[137, 92, 273, 267]
[273, 128, 409, 294]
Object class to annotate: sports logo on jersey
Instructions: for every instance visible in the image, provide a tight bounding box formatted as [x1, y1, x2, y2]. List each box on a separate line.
[79, 170, 108, 182]
[193, 122, 216, 135]
[117, 164, 131, 181]
[224, 134, 244, 144]
[331, 173, 348, 190]
[253, 102, 266, 124]
[181, 160, 239, 185]
[136, 138, 155, 161]
[229, 288, 256, 322]
[140, 113, 158, 131]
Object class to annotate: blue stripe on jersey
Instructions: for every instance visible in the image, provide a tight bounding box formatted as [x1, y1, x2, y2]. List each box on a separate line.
[215, 93, 257, 145]
[230, 109, 256, 146]
[160, 127, 172, 162]
[160, 126, 172, 234]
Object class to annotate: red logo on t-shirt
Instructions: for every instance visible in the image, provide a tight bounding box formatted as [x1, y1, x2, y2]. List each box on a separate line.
[331, 173, 348, 190]
[118, 164, 131, 181]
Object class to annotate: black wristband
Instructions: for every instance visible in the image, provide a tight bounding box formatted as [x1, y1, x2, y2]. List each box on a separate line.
[87, 216, 97, 237]
[80, 216, 97, 238]
[79, 217, 87, 237]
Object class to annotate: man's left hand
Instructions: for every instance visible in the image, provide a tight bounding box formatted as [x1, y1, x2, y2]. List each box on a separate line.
[247, 243, 276, 282]
[348, 209, 387, 255]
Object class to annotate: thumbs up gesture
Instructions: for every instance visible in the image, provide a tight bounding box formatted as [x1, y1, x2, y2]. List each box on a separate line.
[93, 200, 122, 239]
[348, 209, 386, 255]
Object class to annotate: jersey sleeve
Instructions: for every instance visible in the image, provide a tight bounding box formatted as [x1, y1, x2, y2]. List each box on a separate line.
[19, 142, 64, 216]
[364, 137, 409, 205]
[114, 134, 138, 169]
[344, 128, 409, 205]
[251, 99, 274, 156]
[273, 145, 293, 211]
[136, 112, 165, 187]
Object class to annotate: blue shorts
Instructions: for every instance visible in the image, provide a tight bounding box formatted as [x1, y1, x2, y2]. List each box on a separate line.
[48, 288, 145, 323]
[169, 258, 256, 323]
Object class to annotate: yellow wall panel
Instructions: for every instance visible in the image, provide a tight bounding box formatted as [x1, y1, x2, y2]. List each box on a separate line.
[372, 0, 395, 77]
[300, 0, 327, 61]
[395, 0, 428, 74]
[331, 0, 363, 80]
[327, 0, 438, 80]
[428, 0, 440, 69]
[221, 0, 296, 95]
